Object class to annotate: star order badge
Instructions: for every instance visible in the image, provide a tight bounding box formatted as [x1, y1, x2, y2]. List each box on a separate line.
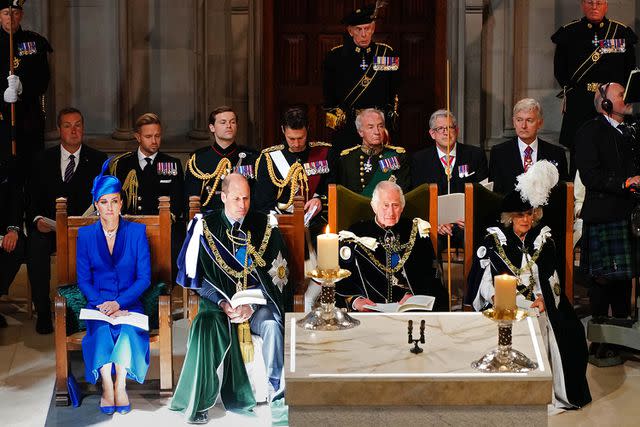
[268, 252, 289, 292]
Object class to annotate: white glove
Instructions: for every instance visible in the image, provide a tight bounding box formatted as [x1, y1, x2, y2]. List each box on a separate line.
[3, 87, 17, 103]
[7, 74, 22, 95]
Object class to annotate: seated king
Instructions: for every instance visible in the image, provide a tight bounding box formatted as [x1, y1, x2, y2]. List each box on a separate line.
[170, 173, 291, 424]
[337, 180, 449, 312]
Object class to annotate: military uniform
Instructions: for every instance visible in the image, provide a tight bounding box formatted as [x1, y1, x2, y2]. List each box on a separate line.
[552, 17, 637, 150]
[184, 141, 258, 213]
[253, 141, 337, 214]
[338, 144, 410, 197]
[323, 35, 400, 151]
[0, 26, 52, 161]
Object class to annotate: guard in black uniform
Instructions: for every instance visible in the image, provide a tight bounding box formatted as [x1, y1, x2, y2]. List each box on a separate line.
[551, 0, 636, 173]
[253, 107, 337, 233]
[0, 0, 52, 164]
[323, 3, 399, 151]
[184, 106, 257, 214]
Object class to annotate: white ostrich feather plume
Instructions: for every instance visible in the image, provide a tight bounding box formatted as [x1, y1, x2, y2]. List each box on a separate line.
[515, 160, 559, 208]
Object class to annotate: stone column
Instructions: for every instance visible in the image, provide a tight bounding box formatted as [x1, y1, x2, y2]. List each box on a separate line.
[112, 0, 134, 141]
[188, 0, 211, 141]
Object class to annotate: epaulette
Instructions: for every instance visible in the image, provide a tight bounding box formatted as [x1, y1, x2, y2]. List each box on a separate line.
[386, 145, 406, 154]
[610, 19, 629, 28]
[376, 42, 394, 50]
[309, 141, 332, 148]
[340, 145, 361, 156]
[561, 19, 580, 29]
[260, 144, 285, 154]
[109, 151, 134, 174]
[330, 44, 343, 51]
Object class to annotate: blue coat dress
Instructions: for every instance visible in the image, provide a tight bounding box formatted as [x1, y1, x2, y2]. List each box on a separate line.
[76, 219, 151, 384]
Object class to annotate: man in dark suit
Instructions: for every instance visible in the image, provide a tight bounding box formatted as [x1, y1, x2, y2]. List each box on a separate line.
[0, 153, 24, 327]
[411, 109, 488, 249]
[490, 98, 569, 195]
[26, 107, 106, 333]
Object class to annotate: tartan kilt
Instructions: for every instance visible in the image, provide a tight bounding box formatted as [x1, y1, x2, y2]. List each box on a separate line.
[580, 220, 634, 280]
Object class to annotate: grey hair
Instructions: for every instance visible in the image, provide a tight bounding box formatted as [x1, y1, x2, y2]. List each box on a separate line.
[499, 208, 544, 227]
[428, 109, 457, 129]
[513, 98, 543, 119]
[371, 180, 406, 209]
[355, 108, 385, 132]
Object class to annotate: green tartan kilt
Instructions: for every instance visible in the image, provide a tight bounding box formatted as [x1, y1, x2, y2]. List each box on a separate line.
[580, 220, 634, 280]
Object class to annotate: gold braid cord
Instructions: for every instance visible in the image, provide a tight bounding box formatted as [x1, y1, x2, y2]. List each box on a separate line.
[201, 219, 272, 363]
[187, 156, 232, 207]
[349, 218, 420, 275]
[492, 233, 542, 301]
[121, 170, 138, 212]
[261, 153, 309, 210]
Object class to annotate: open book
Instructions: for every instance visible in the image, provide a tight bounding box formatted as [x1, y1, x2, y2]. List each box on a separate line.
[229, 288, 266, 309]
[363, 295, 436, 313]
[79, 308, 149, 331]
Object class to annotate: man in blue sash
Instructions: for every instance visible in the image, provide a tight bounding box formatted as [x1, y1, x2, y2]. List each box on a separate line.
[170, 173, 291, 424]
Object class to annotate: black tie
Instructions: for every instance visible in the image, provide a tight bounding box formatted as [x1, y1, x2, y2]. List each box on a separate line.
[144, 157, 152, 171]
[64, 154, 75, 183]
[231, 221, 242, 238]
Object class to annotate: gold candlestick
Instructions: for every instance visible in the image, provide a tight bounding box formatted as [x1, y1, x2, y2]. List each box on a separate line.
[471, 308, 538, 372]
[296, 268, 360, 330]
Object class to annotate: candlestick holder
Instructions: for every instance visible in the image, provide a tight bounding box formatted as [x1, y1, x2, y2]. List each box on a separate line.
[471, 308, 538, 373]
[297, 268, 360, 330]
[408, 319, 425, 354]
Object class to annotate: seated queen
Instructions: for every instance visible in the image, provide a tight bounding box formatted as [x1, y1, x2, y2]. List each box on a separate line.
[76, 159, 151, 415]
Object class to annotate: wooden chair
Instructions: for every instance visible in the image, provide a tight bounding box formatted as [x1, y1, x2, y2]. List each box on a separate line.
[462, 182, 574, 308]
[54, 196, 174, 406]
[328, 183, 439, 252]
[185, 194, 306, 322]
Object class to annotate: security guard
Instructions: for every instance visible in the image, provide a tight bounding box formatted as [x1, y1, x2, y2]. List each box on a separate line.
[551, 0, 637, 166]
[338, 108, 409, 197]
[184, 106, 258, 214]
[253, 107, 337, 224]
[323, 3, 399, 151]
[0, 0, 52, 163]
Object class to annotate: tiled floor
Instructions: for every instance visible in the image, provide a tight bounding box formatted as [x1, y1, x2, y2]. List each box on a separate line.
[1, 268, 639, 426]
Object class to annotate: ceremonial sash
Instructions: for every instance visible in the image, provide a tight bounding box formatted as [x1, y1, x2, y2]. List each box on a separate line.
[203, 231, 261, 291]
[305, 146, 329, 197]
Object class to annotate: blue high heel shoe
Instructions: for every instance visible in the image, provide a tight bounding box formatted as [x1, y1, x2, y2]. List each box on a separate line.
[100, 405, 116, 415]
[116, 404, 131, 414]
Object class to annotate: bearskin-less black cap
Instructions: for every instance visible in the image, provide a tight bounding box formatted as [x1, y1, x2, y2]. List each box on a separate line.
[341, 4, 376, 26]
[501, 190, 534, 214]
[0, 0, 25, 10]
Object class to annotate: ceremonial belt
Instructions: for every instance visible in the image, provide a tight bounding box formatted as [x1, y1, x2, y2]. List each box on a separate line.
[340, 44, 385, 110]
[306, 146, 329, 197]
[560, 21, 616, 98]
[361, 151, 396, 197]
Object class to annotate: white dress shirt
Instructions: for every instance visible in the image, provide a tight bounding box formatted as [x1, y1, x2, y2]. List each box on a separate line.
[60, 145, 82, 181]
[518, 138, 538, 167]
[137, 148, 158, 171]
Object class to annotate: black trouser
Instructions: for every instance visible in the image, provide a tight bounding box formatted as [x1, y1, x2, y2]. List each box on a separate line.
[589, 278, 633, 318]
[26, 227, 56, 316]
[0, 233, 26, 296]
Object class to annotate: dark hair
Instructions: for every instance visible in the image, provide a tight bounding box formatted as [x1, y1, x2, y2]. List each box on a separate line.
[281, 106, 308, 130]
[57, 107, 84, 127]
[135, 112, 162, 132]
[208, 106, 237, 126]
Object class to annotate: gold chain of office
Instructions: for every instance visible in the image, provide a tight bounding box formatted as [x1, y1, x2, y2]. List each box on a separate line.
[492, 233, 542, 301]
[187, 157, 232, 207]
[202, 220, 272, 291]
[258, 154, 309, 210]
[350, 219, 420, 275]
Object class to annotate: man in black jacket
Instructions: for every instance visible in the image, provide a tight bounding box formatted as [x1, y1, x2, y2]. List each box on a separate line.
[411, 109, 488, 249]
[490, 98, 569, 195]
[575, 82, 638, 329]
[26, 107, 106, 333]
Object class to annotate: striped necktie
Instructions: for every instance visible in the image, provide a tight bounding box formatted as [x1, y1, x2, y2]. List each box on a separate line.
[64, 154, 76, 183]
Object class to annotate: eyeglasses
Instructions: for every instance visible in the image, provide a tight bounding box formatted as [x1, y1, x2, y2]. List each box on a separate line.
[432, 125, 456, 134]
[582, 0, 607, 6]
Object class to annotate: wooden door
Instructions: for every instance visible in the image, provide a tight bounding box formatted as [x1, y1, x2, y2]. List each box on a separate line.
[263, 0, 447, 153]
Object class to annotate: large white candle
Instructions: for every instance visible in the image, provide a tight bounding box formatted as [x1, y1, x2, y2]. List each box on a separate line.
[317, 226, 339, 272]
[494, 274, 517, 312]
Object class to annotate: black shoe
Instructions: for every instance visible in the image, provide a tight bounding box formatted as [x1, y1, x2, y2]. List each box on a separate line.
[188, 410, 208, 424]
[36, 313, 53, 334]
[0, 314, 7, 328]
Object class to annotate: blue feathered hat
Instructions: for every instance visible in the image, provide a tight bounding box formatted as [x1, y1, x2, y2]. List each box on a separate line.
[91, 158, 122, 202]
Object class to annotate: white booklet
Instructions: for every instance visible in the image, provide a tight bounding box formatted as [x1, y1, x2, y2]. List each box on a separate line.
[364, 295, 436, 313]
[79, 308, 149, 331]
[479, 178, 494, 191]
[438, 193, 465, 225]
[229, 288, 267, 309]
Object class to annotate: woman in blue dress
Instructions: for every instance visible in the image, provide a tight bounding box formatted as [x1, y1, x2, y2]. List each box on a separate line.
[76, 160, 151, 415]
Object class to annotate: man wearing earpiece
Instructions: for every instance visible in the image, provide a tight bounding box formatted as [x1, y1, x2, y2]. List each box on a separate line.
[575, 82, 639, 359]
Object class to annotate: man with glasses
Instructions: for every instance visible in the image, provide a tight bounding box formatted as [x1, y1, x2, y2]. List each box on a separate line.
[323, 4, 400, 151]
[551, 0, 637, 173]
[490, 98, 568, 195]
[411, 109, 487, 250]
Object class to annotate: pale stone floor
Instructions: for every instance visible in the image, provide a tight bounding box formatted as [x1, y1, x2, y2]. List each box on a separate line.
[1, 265, 639, 426]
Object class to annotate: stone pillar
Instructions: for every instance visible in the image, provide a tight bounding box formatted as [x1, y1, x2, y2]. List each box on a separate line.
[112, 0, 135, 141]
[188, 0, 210, 141]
